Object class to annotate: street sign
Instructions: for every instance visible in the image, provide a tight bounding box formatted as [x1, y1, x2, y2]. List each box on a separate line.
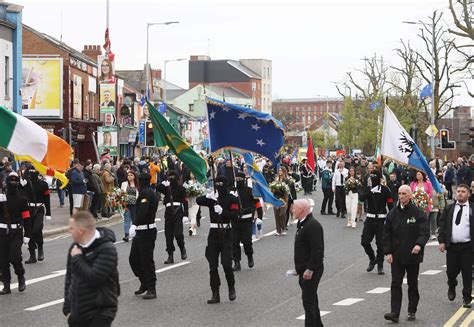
[139, 120, 145, 144]
[424, 125, 438, 137]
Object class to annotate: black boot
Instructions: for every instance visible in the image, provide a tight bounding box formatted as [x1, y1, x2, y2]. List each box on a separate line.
[143, 289, 157, 300]
[180, 247, 187, 260]
[232, 260, 241, 271]
[134, 284, 147, 295]
[123, 233, 129, 242]
[25, 249, 37, 264]
[248, 255, 254, 268]
[18, 275, 26, 292]
[229, 285, 236, 301]
[37, 246, 44, 262]
[366, 259, 376, 272]
[0, 282, 11, 295]
[207, 290, 220, 304]
[164, 252, 174, 264]
[377, 262, 385, 275]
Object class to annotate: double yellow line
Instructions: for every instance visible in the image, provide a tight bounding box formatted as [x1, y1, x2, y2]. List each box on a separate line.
[444, 303, 474, 326]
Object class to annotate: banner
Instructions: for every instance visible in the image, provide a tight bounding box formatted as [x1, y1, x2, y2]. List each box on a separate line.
[21, 58, 63, 118]
[72, 75, 82, 119]
[98, 55, 115, 84]
[100, 83, 116, 114]
[97, 125, 118, 156]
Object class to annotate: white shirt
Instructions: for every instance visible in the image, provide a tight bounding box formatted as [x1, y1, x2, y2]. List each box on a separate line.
[80, 229, 100, 248]
[332, 168, 348, 189]
[452, 202, 471, 243]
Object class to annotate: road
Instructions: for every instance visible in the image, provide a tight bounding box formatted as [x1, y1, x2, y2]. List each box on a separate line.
[0, 189, 471, 326]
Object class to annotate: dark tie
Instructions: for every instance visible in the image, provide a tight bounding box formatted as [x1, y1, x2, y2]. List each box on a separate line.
[297, 221, 301, 230]
[340, 171, 343, 185]
[455, 204, 465, 225]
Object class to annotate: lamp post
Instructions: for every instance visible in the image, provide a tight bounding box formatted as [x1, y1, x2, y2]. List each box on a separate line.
[145, 21, 179, 101]
[163, 58, 187, 106]
[403, 20, 436, 158]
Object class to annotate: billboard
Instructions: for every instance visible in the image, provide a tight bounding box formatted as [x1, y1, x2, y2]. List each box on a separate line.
[100, 83, 116, 114]
[98, 55, 115, 84]
[72, 75, 82, 119]
[97, 125, 118, 156]
[22, 58, 63, 118]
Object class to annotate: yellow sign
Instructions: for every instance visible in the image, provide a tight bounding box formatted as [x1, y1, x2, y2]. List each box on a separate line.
[431, 125, 439, 136]
[22, 58, 63, 118]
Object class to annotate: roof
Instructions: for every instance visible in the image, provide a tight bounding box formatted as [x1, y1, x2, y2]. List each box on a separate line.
[167, 103, 193, 119]
[157, 79, 184, 91]
[166, 89, 187, 101]
[115, 70, 146, 92]
[273, 97, 344, 103]
[205, 84, 250, 99]
[226, 60, 261, 78]
[23, 24, 97, 67]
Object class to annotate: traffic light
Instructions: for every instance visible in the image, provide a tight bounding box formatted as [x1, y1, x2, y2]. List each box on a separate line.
[440, 129, 455, 149]
[145, 121, 155, 147]
[69, 124, 78, 147]
[468, 126, 474, 147]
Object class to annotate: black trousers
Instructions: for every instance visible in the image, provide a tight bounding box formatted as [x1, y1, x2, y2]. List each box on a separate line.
[232, 219, 253, 261]
[129, 229, 157, 291]
[205, 230, 234, 292]
[0, 230, 25, 283]
[321, 188, 333, 213]
[28, 206, 44, 251]
[361, 218, 384, 263]
[164, 217, 185, 254]
[446, 242, 472, 302]
[335, 186, 346, 214]
[68, 315, 113, 327]
[299, 268, 324, 327]
[445, 182, 453, 199]
[89, 193, 101, 218]
[390, 262, 420, 316]
[302, 177, 313, 194]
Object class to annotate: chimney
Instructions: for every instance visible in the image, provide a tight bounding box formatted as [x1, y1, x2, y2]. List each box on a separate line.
[82, 45, 102, 62]
[190, 55, 211, 61]
[151, 69, 162, 79]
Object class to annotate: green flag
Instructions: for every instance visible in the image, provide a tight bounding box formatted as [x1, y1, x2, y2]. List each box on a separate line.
[147, 101, 208, 184]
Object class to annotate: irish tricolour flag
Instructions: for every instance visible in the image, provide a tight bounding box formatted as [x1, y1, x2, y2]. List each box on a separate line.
[0, 106, 72, 186]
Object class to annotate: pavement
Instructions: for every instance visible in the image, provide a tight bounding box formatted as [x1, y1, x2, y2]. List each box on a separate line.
[0, 187, 472, 326]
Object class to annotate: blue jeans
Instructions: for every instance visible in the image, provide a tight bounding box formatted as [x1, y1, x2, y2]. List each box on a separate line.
[57, 189, 65, 206]
[124, 204, 136, 235]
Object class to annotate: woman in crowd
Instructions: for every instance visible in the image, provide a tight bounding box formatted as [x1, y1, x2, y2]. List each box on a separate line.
[409, 170, 433, 215]
[428, 172, 447, 240]
[272, 167, 290, 236]
[344, 166, 361, 228]
[121, 170, 138, 242]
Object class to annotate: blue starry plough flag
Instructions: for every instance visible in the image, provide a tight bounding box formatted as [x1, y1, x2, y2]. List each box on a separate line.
[206, 98, 285, 165]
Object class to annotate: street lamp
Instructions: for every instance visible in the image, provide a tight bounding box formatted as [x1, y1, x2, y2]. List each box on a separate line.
[163, 58, 187, 106]
[403, 20, 436, 158]
[145, 21, 179, 101]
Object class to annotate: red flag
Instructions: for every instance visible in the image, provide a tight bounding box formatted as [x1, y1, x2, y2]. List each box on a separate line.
[103, 28, 111, 53]
[306, 136, 315, 172]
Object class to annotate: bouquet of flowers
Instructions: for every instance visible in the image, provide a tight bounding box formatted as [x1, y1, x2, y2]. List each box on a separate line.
[269, 181, 290, 199]
[106, 187, 128, 216]
[183, 181, 206, 197]
[344, 177, 361, 194]
[412, 189, 432, 211]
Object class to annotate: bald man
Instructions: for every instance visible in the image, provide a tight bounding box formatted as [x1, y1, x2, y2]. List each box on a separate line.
[382, 185, 429, 323]
[293, 199, 324, 327]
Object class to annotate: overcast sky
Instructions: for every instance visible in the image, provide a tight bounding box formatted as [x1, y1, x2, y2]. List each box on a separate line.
[15, 0, 470, 101]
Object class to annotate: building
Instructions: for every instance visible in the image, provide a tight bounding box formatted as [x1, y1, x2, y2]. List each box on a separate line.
[188, 55, 272, 113]
[437, 105, 473, 161]
[22, 24, 101, 161]
[0, 2, 22, 112]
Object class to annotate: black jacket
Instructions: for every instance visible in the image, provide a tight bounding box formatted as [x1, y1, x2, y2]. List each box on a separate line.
[383, 201, 429, 264]
[134, 187, 159, 226]
[294, 214, 324, 275]
[438, 201, 474, 251]
[156, 182, 189, 218]
[63, 228, 119, 323]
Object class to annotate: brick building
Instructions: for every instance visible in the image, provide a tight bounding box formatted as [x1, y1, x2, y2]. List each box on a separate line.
[22, 24, 102, 162]
[437, 106, 473, 162]
[188, 55, 272, 113]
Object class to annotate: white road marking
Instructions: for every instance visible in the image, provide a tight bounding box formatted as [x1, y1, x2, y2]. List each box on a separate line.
[366, 287, 390, 294]
[263, 230, 277, 237]
[154, 218, 162, 222]
[403, 278, 420, 284]
[426, 240, 439, 246]
[24, 299, 65, 311]
[297, 311, 331, 320]
[420, 269, 443, 275]
[333, 298, 364, 306]
[156, 261, 190, 273]
[442, 265, 447, 268]
[11, 270, 67, 290]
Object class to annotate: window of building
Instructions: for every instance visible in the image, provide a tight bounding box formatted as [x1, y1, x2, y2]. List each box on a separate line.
[4, 56, 9, 99]
[189, 104, 194, 112]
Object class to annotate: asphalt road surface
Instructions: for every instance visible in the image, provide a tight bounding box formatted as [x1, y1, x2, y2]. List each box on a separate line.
[0, 189, 471, 326]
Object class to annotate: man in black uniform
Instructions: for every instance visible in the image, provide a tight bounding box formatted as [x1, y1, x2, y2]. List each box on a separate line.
[299, 158, 314, 195]
[156, 170, 188, 264]
[196, 175, 239, 304]
[232, 172, 263, 271]
[22, 167, 51, 264]
[0, 172, 31, 294]
[128, 173, 159, 300]
[359, 170, 394, 275]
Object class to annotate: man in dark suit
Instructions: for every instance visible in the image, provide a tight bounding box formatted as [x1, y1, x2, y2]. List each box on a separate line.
[438, 183, 474, 308]
[383, 185, 429, 322]
[292, 199, 324, 327]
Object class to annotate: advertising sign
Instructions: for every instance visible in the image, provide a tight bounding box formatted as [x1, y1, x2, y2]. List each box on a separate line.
[98, 55, 115, 84]
[72, 75, 82, 119]
[97, 125, 118, 156]
[22, 58, 63, 118]
[100, 83, 116, 114]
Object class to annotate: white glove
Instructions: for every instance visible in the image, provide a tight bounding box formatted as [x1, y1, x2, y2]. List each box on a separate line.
[129, 225, 137, 238]
[255, 218, 263, 226]
[182, 216, 190, 224]
[214, 205, 223, 215]
[20, 178, 27, 187]
[23, 237, 30, 245]
[230, 190, 238, 197]
[45, 216, 52, 221]
[206, 191, 218, 201]
[162, 180, 170, 187]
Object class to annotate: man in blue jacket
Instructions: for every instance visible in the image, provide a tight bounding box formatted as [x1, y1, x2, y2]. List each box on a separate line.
[70, 160, 87, 215]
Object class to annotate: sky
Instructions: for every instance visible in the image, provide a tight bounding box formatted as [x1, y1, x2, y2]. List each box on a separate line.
[14, 0, 471, 102]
